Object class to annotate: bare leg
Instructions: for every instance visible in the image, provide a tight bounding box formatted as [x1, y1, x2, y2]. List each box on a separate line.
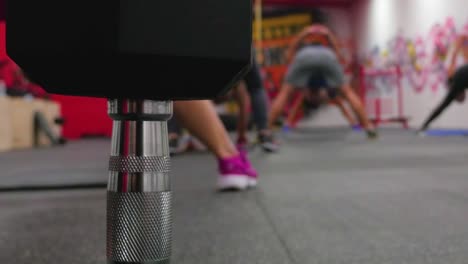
[333, 96, 358, 127]
[173, 100, 238, 159]
[286, 92, 305, 127]
[340, 84, 374, 131]
[233, 81, 251, 143]
[268, 83, 295, 129]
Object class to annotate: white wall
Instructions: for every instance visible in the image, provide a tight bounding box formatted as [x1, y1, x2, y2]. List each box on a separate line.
[353, 0, 468, 129]
[323, 7, 354, 41]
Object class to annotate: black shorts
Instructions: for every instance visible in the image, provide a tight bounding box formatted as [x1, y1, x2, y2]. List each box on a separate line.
[307, 76, 339, 99]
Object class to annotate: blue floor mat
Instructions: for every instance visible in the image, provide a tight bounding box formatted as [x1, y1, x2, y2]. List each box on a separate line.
[425, 129, 468, 136]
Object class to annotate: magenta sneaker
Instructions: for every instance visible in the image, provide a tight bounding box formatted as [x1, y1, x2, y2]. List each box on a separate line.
[218, 155, 249, 191]
[236, 145, 259, 188]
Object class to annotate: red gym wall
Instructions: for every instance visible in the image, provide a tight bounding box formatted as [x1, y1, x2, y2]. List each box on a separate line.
[0, 0, 112, 139]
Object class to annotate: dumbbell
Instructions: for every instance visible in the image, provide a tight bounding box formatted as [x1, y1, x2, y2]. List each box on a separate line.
[7, 1, 252, 263]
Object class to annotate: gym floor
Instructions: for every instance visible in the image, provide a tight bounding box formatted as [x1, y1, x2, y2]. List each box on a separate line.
[2, 128, 468, 264]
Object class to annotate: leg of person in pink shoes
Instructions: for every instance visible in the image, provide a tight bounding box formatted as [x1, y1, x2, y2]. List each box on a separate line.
[174, 100, 258, 190]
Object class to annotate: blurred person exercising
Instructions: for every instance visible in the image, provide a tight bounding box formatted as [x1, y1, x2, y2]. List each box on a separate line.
[419, 33, 468, 132]
[234, 57, 279, 152]
[267, 21, 377, 138]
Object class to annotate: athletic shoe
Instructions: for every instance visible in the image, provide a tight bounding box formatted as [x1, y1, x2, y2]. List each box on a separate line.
[236, 144, 259, 188]
[351, 125, 362, 131]
[169, 135, 190, 155]
[258, 132, 280, 152]
[51, 137, 67, 146]
[57, 137, 67, 145]
[282, 125, 291, 133]
[416, 130, 427, 137]
[366, 130, 379, 139]
[217, 155, 250, 191]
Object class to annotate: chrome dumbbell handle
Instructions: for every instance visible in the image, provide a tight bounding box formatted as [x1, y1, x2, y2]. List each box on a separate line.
[107, 99, 173, 264]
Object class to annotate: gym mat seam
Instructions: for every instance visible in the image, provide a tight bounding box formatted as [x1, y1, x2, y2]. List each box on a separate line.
[254, 192, 298, 264]
[0, 182, 107, 193]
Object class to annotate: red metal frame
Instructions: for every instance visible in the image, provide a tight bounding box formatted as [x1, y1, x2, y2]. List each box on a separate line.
[360, 66, 409, 129]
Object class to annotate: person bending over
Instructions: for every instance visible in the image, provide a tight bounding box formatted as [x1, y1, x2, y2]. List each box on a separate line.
[267, 23, 377, 139]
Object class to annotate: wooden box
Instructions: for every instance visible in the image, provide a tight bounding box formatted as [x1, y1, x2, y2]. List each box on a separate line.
[0, 97, 13, 152]
[8, 98, 62, 150]
[9, 97, 35, 150]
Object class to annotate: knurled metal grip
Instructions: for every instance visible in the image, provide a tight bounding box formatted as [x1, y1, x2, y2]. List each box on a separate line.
[109, 156, 170, 173]
[107, 192, 172, 263]
[107, 99, 173, 264]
